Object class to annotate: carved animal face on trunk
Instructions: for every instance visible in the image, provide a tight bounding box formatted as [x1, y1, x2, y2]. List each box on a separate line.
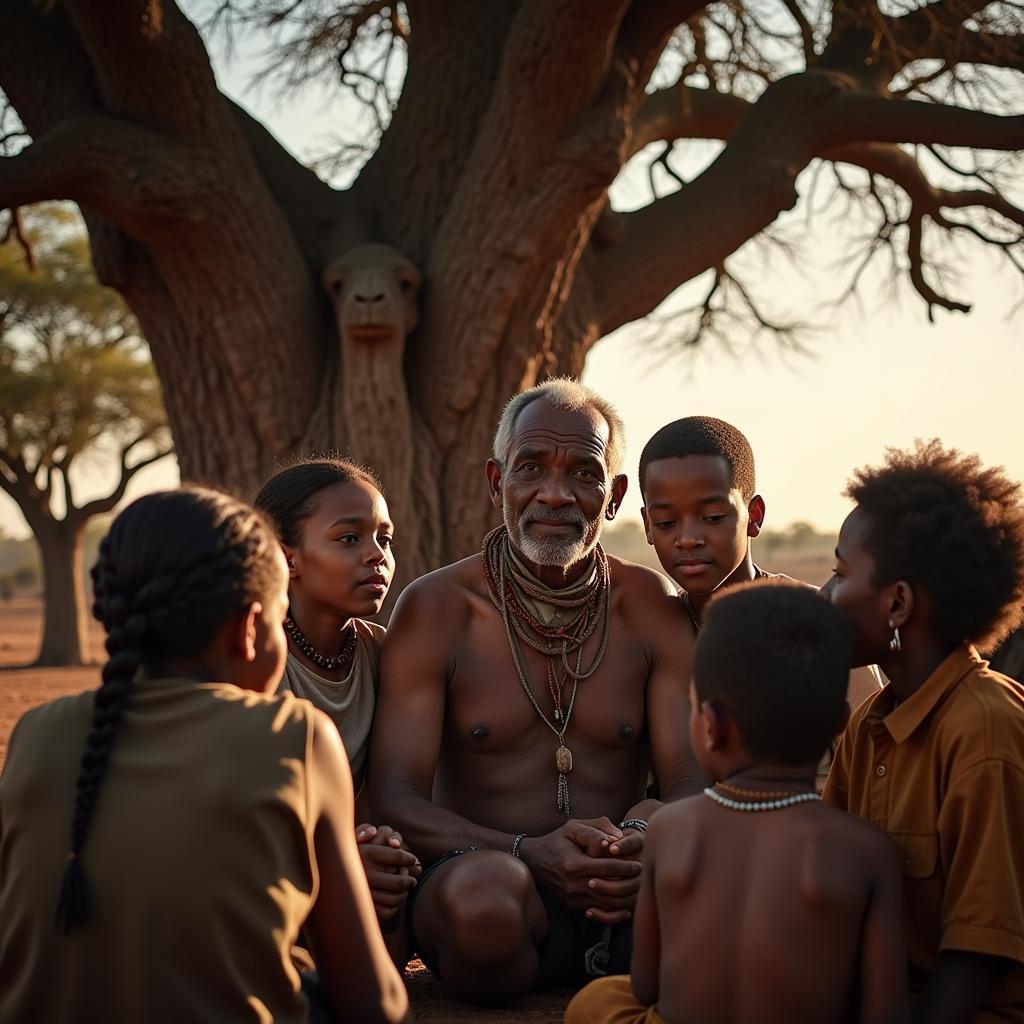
[322, 244, 421, 344]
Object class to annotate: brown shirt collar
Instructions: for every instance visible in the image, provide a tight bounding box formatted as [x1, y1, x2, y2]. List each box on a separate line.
[869, 644, 982, 745]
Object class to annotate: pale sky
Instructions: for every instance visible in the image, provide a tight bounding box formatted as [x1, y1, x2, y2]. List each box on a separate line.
[2, 19, 1021, 541]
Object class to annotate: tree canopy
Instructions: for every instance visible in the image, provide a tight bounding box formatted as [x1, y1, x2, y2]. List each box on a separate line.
[0, 203, 170, 663]
[0, 2, 1020, 588]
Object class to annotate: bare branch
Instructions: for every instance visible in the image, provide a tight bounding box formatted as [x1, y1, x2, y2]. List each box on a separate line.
[906, 207, 972, 321]
[73, 443, 173, 522]
[638, 261, 810, 360]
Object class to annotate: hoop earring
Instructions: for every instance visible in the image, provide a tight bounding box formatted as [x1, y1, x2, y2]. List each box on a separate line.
[889, 621, 902, 653]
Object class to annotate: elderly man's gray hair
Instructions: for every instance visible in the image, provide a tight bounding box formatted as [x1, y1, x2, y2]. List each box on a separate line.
[492, 378, 626, 477]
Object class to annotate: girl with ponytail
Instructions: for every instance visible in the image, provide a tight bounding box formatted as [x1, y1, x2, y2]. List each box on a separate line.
[254, 458, 419, 953]
[0, 488, 408, 1024]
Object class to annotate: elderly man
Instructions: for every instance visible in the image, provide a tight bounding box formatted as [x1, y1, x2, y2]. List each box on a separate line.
[369, 379, 699, 1003]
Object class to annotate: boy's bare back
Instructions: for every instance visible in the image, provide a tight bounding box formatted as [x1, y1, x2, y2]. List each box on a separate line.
[637, 795, 907, 1024]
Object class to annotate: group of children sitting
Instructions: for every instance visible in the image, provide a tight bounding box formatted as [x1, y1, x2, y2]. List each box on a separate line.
[1, 402, 1022, 1024]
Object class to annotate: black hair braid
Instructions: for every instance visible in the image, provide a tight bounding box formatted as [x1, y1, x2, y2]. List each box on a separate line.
[56, 498, 281, 933]
[56, 549, 144, 933]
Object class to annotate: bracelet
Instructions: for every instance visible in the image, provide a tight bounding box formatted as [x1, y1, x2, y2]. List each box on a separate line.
[618, 818, 648, 833]
[510, 833, 525, 858]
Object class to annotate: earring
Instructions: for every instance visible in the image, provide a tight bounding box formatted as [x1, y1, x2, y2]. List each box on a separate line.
[888, 620, 902, 653]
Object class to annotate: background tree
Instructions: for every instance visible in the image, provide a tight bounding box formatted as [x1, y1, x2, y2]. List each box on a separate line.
[0, 204, 171, 666]
[0, 1, 1020, 593]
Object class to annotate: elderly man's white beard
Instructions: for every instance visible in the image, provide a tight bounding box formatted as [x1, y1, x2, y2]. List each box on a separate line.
[503, 493, 604, 571]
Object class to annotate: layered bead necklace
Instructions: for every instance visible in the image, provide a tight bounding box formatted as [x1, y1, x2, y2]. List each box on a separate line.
[482, 526, 611, 816]
[284, 615, 358, 673]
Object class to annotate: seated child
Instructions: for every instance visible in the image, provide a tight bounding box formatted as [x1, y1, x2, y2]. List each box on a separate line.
[638, 415, 881, 782]
[0, 489, 408, 1024]
[823, 441, 1024, 1021]
[566, 581, 909, 1024]
[255, 458, 419, 950]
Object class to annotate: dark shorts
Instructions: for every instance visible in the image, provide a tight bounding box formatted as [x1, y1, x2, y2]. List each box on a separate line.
[408, 849, 633, 990]
[301, 971, 336, 1024]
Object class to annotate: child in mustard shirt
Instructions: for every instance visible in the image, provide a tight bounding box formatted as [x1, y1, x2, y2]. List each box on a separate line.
[824, 441, 1024, 1021]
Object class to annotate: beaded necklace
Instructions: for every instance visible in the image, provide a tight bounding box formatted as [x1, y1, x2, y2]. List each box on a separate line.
[704, 782, 820, 812]
[482, 526, 611, 816]
[284, 615, 357, 673]
[682, 565, 771, 634]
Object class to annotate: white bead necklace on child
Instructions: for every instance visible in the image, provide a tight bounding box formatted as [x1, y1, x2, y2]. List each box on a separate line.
[704, 786, 820, 812]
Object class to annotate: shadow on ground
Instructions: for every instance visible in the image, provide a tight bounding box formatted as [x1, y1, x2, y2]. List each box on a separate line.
[407, 960, 572, 1023]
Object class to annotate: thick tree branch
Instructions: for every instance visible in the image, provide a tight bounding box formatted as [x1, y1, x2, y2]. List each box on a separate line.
[615, 1, 707, 85]
[0, 452, 51, 534]
[0, 117, 214, 242]
[629, 82, 751, 156]
[355, 1, 517, 262]
[627, 80, 1022, 158]
[0, 0, 98, 137]
[73, 442, 173, 523]
[827, 93, 1024, 150]
[501, 1, 633, 132]
[63, 0, 226, 142]
[597, 70, 1023, 335]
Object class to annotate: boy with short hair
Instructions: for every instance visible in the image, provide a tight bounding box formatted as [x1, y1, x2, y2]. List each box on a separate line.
[638, 415, 880, 778]
[565, 581, 910, 1024]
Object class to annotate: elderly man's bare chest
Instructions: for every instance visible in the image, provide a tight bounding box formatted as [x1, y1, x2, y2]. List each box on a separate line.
[444, 592, 648, 754]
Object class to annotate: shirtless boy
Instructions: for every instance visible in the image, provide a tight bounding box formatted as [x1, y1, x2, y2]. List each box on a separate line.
[369, 379, 699, 1003]
[638, 415, 880, 777]
[566, 581, 909, 1024]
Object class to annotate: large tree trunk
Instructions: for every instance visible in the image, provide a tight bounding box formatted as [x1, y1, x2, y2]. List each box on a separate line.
[34, 522, 89, 668]
[3, 1, 1021, 594]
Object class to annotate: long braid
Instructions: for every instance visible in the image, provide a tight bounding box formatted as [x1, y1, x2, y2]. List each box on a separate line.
[55, 490, 281, 934]
[56, 544, 144, 932]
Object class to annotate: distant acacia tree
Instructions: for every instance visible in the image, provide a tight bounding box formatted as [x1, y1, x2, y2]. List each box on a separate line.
[0, 204, 171, 666]
[0, 2, 1021, 591]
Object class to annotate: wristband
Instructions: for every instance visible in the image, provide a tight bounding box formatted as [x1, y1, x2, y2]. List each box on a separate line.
[510, 833, 525, 858]
[618, 818, 648, 833]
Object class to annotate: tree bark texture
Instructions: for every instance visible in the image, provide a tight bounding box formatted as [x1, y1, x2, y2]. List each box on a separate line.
[2, 1, 1021, 592]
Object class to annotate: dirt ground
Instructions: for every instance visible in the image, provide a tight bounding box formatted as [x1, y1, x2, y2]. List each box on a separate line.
[0, 596, 572, 1023]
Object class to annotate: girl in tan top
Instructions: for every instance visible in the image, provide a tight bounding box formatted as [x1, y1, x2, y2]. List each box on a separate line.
[0, 488, 408, 1024]
[254, 459, 419, 950]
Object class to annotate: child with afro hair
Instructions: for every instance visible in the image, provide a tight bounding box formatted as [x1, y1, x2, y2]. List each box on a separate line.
[824, 440, 1024, 1022]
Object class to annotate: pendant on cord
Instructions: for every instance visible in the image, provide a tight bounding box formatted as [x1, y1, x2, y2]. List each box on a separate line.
[556, 744, 573, 816]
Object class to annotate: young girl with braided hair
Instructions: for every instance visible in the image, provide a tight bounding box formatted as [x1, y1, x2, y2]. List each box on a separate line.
[254, 458, 419, 950]
[0, 488, 408, 1024]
